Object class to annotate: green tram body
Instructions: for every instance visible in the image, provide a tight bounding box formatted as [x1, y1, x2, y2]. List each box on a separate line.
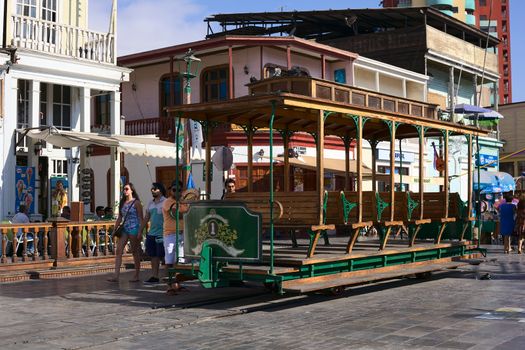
[166, 80, 487, 294]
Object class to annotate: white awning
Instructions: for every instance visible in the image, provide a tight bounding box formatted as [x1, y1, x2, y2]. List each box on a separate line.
[19, 128, 178, 159]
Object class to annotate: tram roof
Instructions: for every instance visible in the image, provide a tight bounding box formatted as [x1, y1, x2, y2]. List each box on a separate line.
[167, 93, 488, 140]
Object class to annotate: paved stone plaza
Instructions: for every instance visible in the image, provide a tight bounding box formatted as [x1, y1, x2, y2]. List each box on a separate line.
[1, 246, 524, 350]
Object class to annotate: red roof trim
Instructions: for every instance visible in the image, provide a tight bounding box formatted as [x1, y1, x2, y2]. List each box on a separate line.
[118, 36, 358, 66]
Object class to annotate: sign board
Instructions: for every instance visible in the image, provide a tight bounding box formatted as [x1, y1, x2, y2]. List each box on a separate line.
[477, 154, 498, 167]
[15, 166, 35, 214]
[377, 149, 415, 163]
[184, 201, 262, 262]
[394, 175, 444, 186]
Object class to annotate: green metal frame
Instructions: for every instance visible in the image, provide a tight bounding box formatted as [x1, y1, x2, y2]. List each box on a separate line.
[170, 243, 486, 293]
[407, 192, 419, 221]
[375, 192, 389, 222]
[340, 191, 357, 224]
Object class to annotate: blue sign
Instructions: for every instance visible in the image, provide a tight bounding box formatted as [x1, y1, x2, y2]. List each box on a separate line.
[477, 154, 498, 167]
[15, 166, 36, 214]
[377, 149, 415, 163]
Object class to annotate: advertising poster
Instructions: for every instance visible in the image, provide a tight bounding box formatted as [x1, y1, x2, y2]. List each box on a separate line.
[15, 166, 36, 214]
[50, 176, 68, 217]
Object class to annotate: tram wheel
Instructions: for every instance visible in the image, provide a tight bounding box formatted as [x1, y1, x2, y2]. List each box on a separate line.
[263, 282, 279, 293]
[322, 286, 346, 296]
[415, 271, 432, 279]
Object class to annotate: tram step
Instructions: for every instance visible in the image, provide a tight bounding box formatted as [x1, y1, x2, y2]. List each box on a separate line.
[282, 259, 469, 293]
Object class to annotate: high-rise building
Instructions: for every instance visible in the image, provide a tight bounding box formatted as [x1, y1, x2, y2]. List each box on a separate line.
[477, 0, 511, 104]
[383, 0, 512, 104]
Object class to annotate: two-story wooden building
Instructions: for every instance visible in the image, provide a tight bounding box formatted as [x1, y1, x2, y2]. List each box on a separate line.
[118, 35, 431, 199]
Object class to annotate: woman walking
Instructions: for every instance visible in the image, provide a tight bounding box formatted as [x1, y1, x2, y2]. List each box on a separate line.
[516, 197, 525, 254]
[498, 194, 516, 254]
[108, 183, 143, 282]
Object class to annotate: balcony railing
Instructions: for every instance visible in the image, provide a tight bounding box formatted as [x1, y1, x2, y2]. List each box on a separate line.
[248, 76, 438, 119]
[11, 15, 115, 64]
[126, 77, 440, 137]
[125, 116, 178, 141]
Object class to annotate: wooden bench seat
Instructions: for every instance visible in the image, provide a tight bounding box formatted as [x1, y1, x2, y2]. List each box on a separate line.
[409, 192, 472, 244]
[224, 191, 333, 257]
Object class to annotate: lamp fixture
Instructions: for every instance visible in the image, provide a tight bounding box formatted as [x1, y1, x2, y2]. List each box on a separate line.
[243, 65, 249, 75]
[33, 141, 43, 156]
[86, 144, 94, 157]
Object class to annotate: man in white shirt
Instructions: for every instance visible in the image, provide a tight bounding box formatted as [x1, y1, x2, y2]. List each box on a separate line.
[11, 205, 33, 255]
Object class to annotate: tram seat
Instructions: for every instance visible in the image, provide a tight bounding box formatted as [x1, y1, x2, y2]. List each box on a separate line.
[224, 191, 334, 257]
[448, 193, 473, 241]
[331, 191, 408, 252]
[409, 192, 466, 245]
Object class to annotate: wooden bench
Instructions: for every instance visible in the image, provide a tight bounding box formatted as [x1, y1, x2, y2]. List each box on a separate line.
[224, 191, 334, 257]
[449, 193, 473, 241]
[408, 192, 458, 244]
[403, 192, 431, 247]
[327, 191, 408, 252]
[329, 191, 464, 251]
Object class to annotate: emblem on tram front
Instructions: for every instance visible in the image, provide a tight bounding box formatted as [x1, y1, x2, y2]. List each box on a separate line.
[191, 209, 245, 257]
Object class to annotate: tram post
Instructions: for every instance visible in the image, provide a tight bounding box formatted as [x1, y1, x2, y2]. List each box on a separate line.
[269, 101, 276, 275]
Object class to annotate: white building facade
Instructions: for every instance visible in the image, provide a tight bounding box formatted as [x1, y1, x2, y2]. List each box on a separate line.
[0, 0, 130, 221]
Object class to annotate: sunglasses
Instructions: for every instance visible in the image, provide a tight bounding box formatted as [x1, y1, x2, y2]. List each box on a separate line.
[123, 188, 131, 192]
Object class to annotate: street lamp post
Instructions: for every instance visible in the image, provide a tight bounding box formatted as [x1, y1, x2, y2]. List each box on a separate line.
[173, 49, 200, 264]
[476, 134, 481, 247]
[178, 49, 201, 183]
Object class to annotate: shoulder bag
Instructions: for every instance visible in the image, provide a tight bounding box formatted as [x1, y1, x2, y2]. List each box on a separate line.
[113, 199, 137, 238]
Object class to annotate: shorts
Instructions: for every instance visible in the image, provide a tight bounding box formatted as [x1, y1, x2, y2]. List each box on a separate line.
[124, 227, 139, 236]
[163, 233, 184, 264]
[145, 234, 165, 258]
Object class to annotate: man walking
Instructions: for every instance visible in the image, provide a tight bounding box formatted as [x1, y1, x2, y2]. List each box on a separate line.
[162, 180, 189, 294]
[140, 182, 167, 284]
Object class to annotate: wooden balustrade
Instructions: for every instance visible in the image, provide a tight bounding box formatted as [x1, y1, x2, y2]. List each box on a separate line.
[0, 220, 120, 269]
[248, 76, 438, 120]
[11, 15, 116, 64]
[125, 116, 178, 141]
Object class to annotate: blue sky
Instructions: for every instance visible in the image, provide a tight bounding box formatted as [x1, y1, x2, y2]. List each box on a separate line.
[91, 0, 524, 102]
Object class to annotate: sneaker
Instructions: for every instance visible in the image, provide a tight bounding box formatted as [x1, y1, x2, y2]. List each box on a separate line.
[144, 277, 160, 284]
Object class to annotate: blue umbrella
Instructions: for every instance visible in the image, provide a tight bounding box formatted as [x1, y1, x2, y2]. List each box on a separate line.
[474, 170, 515, 193]
[476, 110, 504, 120]
[454, 103, 492, 114]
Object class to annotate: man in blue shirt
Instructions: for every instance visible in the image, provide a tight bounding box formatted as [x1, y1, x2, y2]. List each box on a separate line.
[139, 182, 167, 283]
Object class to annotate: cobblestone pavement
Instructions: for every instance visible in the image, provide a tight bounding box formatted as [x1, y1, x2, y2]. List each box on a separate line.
[1, 246, 525, 350]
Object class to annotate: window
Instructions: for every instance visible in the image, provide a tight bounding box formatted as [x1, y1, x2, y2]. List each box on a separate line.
[95, 93, 110, 127]
[334, 69, 346, 84]
[52, 159, 68, 176]
[40, 83, 47, 125]
[159, 74, 182, 116]
[17, 80, 30, 148]
[16, 0, 37, 17]
[479, 0, 487, 6]
[41, 0, 57, 21]
[15, 0, 57, 44]
[52, 85, 71, 130]
[201, 66, 229, 102]
[377, 166, 409, 192]
[17, 80, 30, 129]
